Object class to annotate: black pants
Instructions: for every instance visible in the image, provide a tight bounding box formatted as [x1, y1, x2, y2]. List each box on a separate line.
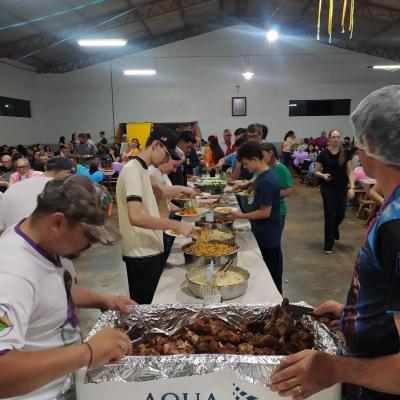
[282, 152, 292, 167]
[163, 212, 182, 261]
[320, 184, 348, 250]
[123, 254, 165, 304]
[256, 242, 283, 294]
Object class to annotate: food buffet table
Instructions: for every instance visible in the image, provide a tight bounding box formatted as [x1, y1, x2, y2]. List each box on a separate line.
[76, 177, 341, 400]
[152, 221, 283, 304]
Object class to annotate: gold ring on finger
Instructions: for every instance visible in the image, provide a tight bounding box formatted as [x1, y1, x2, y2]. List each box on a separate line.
[297, 385, 303, 395]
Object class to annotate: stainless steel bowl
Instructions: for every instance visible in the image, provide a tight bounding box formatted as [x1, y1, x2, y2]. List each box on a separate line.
[191, 229, 236, 245]
[186, 266, 250, 300]
[195, 220, 234, 231]
[182, 242, 239, 266]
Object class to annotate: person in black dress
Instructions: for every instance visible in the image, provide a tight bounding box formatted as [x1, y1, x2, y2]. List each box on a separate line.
[314, 129, 355, 253]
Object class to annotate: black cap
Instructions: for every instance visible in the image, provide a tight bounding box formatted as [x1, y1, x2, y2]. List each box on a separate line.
[46, 157, 74, 171]
[150, 127, 180, 160]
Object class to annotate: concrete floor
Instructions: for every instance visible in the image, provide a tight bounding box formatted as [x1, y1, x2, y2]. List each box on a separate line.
[75, 180, 366, 336]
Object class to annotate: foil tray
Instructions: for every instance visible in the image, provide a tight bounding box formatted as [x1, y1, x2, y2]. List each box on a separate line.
[85, 303, 338, 386]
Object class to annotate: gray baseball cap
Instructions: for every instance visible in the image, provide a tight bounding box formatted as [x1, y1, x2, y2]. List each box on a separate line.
[37, 175, 120, 245]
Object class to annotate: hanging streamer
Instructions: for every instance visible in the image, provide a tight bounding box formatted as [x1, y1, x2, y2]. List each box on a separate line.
[328, 0, 333, 44]
[317, 0, 322, 40]
[341, 0, 347, 33]
[318, 0, 355, 42]
[349, 0, 355, 39]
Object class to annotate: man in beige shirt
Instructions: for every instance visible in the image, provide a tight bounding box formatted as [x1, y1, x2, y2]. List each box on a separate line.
[116, 127, 194, 304]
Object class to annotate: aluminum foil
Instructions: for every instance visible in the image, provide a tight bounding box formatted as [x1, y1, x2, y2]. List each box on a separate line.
[85, 303, 338, 386]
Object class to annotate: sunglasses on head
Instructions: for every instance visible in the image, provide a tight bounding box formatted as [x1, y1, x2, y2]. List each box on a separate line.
[159, 142, 171, 159]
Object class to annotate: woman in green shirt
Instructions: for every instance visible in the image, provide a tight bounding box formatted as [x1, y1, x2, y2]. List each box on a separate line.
[261, 143, 293, 230]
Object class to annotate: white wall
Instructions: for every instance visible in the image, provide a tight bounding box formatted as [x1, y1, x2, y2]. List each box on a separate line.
[2, 25, 400, 145]
[0, 62, 39, 145]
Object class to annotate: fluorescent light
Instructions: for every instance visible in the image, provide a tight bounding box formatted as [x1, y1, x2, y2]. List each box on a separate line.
[124, 69, 157, 76]
[77, 39, 127, 47]
[370, 65, 400, 71]
[266, 29, 279, 42]
[289, 104, 297, 107]
[242, 71, 254, 80]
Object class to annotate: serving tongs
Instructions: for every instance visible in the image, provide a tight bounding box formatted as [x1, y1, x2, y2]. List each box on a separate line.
[218, 258, 234, 277]
[285, 303, 337, 321]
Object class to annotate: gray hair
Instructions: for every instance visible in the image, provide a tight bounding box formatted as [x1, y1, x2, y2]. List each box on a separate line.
[350, 85, 400, 167]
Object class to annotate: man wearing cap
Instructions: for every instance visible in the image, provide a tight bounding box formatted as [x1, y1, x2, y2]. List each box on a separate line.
[270, 86, 400, 400]
[117, 127, 194, 304]
[0, 175, 133, 399]
[0, 157, 73, 234]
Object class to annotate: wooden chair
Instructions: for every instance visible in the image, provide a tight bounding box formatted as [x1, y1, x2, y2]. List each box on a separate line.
[366, 204, 380, 225]
[356, 194, 376, 219]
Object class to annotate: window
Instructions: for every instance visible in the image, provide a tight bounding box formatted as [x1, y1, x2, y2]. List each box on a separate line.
[289, 99, 350, 117]
[0, 96, 31, 118]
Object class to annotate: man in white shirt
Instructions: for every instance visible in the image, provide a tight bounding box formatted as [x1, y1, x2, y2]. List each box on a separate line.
[0, 175, 133, 400]
[149, 154, 197, 258]
[0, 157, 73, 234]
[117, 127, 194, 304]
[219, 129, 234, 156]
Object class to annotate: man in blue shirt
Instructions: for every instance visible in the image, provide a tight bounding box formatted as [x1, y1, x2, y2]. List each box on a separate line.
[270, 86, 400, 400]
[229, 141, 282, 293]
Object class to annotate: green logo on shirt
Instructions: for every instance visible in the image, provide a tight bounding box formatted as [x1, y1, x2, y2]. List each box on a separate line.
[0, 305, 13, 338]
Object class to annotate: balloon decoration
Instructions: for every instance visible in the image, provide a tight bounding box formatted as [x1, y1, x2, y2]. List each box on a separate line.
[76, 164, 104, 183]
[76, 164, 90, 177]
[354, 167, 368, 182]
[293, 151, 309, 168]
[317, 0, 355, 43]
[112, 162, 124, 174]
[90, 171, 104, 183]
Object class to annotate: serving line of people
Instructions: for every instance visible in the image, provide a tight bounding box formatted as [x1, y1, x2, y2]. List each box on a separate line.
[0, 86, 400, 400]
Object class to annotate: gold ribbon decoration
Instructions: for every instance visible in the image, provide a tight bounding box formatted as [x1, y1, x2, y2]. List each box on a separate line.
[318, 0, 355, 41]
[317, 0, 322, 40]
[341, 0, 347, 33]
[349, 0, 355, 39]
[328, 0, 333, 43]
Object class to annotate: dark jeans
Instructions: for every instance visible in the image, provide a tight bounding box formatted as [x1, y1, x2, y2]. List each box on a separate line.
[123, 254, 165, 304]
[282, 152, 292, 167]
[320, 184, 348, 250]
[163, 233, 174, 262]
[277, 215, 286, 284]
[256, 242, 283, 294]
[163, 212, 182, 261]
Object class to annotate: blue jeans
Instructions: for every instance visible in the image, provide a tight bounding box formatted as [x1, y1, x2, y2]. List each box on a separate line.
[277, 214, 286, 292]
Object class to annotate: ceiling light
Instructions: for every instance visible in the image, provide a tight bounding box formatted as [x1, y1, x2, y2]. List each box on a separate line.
[369, 65, 400, 71]
[242, 71, 254, 80]
[289, 104, 297, 107]
[266, 29, 279, 42]
[77, 39, 127, 47]
[4, 104, 9, 108]
[124, 69, 157, 76]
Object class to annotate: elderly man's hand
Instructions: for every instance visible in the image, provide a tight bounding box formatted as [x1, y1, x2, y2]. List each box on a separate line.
[270, 350, 337, 399]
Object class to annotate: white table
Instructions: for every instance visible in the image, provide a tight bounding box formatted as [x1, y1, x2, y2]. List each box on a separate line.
[152, 220, 283, 304]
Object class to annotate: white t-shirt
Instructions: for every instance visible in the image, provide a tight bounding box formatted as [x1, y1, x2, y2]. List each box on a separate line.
[219, 139, 227, 155]
[148, 165, 173, 218]
[0, 176, 53, 231]
[116, 157, 163, 258]
[0, 223, 80, 400]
